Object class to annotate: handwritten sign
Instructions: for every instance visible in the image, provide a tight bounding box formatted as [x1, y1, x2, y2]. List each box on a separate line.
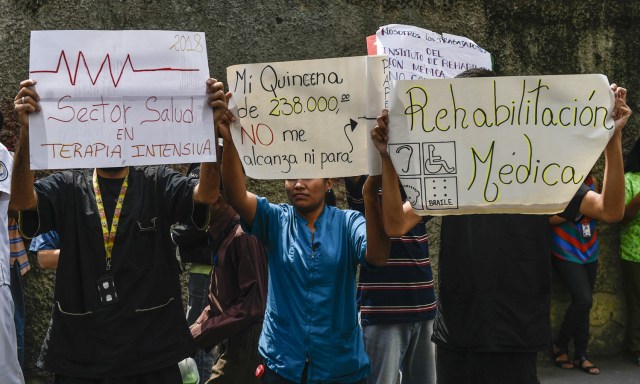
[388, 74, 615, 215]
[227, 56, 386, 179]
[29, 30, 214, 170]
[368, 24, 492, 109]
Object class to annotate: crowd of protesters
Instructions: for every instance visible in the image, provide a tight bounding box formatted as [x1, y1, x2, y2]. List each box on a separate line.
[0, 66, 636, 384]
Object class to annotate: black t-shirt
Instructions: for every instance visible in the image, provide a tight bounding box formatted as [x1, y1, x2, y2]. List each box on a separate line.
[432, 184, 589, 353]
[21, 166, 208, 378]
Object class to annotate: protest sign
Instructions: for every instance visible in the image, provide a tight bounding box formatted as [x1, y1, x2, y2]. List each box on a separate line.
[388, 74, 615, 215]
[227, 55, 386, 179]
[29, 30, 214, 170]
[368, 24, 493, 109]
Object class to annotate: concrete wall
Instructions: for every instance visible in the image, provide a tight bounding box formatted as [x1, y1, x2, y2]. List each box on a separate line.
[1, 0, 639, 377]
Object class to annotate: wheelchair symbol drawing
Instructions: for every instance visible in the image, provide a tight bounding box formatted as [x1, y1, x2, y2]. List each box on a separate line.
[422, 142, 456, 175]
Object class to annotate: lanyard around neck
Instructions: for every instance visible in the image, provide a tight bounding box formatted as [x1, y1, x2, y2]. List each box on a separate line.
[93, 169, 129, 271]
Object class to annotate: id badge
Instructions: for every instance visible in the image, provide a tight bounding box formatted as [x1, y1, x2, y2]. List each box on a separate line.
[96, 275, 119, 305]
[581, 222, 592, 238]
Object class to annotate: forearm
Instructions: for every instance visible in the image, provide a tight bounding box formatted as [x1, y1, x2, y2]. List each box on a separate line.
[193, 162, 220, 205]
[380, 155, 408, 236]
[37, 249, 59, 269]
[221, 139, 256, 224]
[591, 84, 632, 223]
[596, 131, 625, 222]
[10, 125, 37, 211]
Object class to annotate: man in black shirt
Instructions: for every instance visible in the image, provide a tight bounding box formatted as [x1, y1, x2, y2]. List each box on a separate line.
[11, 78, 226, 383]
[371, 68, 631, 384]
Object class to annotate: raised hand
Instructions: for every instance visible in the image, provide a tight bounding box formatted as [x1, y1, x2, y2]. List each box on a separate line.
[610, 84, 632, 133]
[371, 109, 390, 156]
[14, 79, 40, 129]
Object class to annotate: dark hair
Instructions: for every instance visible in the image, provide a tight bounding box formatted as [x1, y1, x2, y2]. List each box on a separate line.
[325, 189, 336, 206]
[0, 110, 4, 131]
[455, 67, 496, 78]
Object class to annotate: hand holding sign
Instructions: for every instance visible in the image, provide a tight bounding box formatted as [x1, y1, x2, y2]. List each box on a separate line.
[207, 78, 228, 128]
[371, 110, 390, 156]
[611, 84, 631, 130]
[14, 79, 41, 127]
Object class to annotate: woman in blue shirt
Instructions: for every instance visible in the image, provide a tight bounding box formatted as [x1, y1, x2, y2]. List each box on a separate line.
[218, 103, 390, 384]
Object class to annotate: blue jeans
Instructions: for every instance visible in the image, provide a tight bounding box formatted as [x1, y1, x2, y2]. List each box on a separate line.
[186, 272, 217, 381]
[10, 262, 25, 367]
[362, 320, 436, 384]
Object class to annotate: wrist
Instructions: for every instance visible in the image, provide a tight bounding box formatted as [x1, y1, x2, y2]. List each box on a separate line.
[380, 153, 390, 158]
[604, 138, 622, 153]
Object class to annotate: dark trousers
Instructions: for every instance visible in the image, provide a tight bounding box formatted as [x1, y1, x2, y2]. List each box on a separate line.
[436, 347, 538, 384]
[10, 261, 25, 367]
[206, 322, 262, 384]
[54, 364, 182, 384]
[261, 365, 365, 384]
[552, 258, 597, 358]
[622, 260, 640, 356]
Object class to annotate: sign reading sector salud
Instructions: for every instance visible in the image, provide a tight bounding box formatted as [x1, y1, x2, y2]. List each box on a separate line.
[29, 30, 215, 170]
[227, 56, 386, 179]
[388, 74, 615, 215]
[368, 24, 493, 108]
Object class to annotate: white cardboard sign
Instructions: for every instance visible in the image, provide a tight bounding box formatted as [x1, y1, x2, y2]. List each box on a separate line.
[29, 30, 215, 170]
[388, 74, 615, 215]
[226, 55, 386, 179]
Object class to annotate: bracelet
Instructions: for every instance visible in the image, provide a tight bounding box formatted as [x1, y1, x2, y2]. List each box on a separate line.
[380, 153, 390, 158]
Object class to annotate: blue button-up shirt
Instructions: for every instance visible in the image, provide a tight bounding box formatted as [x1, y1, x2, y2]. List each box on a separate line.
[251, 197, 369, 383]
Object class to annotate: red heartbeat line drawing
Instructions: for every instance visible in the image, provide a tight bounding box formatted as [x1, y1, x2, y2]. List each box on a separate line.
[30, 50, 200, 87]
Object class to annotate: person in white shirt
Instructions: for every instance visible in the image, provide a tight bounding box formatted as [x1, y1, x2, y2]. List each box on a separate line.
[0, 126, 25, 383]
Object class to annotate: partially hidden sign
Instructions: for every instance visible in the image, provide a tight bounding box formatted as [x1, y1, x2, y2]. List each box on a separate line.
[29, 30, 215, 170]
[227, 56, 386, 179]
[367, 24, 493, 109]
[388, 74, 616, 215]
